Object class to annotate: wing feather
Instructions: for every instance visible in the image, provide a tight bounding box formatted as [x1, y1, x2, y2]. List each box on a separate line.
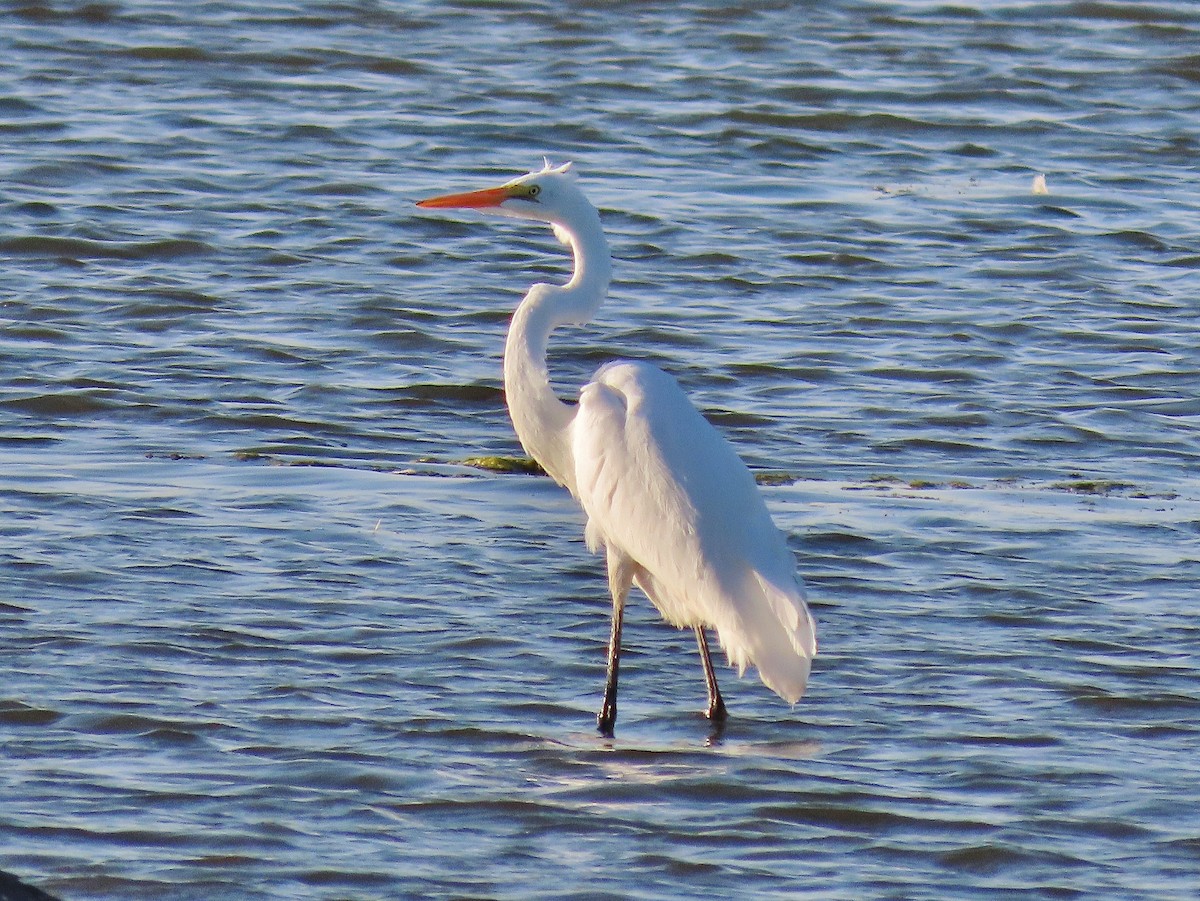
[571, 361, 816, 703]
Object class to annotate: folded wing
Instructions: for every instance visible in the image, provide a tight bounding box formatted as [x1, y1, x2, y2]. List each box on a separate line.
[571, 360, 816, 703]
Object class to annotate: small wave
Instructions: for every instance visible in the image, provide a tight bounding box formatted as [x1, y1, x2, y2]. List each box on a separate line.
[0, 700, 62, 727]
[142, 727, 205, 746]
[127, 45, 209, 63]
[940, 843, 1085, 874]
[10, 2, 116, 23]
[73, 711, 215, 737]
[953, 731, 1059, 748]
[298, 869, 395, 891]
[2, 324, 70, 341]
[392, 382, 504, 408]
[1155, 53, 1200, 84]
[1066, 686, 1200, 714]
[865, 366, 980, 385]
[765, 799, 967, 833]
[1103, 229, 1170, 251]
[705, 408, 775, 428]
[1070, 1, 1195, 24]
[1, 392, 117, 416]
[12, 160, 126, 187]
[789, 251, 886, 269]
[873, 436, 988, 454]
[727, 108, 950, 136]
[116, 288, 223, 315]
[0, 96, 41, 114]
[357, 57, 424, 76]
[14, 201, 59, 216]
[801, 530, 880, 550]
[0, 235, 213, 261]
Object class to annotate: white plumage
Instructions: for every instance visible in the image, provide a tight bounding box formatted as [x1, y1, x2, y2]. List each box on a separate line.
[574, 361, 815, 701]
[417, 162, 816, 734]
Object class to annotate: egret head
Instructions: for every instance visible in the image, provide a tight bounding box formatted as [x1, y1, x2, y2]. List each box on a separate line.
[416, 161, 583, 225]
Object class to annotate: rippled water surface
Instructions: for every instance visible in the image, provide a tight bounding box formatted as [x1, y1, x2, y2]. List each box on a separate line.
[2, 1, 1198, 898]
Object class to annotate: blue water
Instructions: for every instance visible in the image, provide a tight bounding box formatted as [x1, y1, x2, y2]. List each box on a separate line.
[2, 1, 1198, 898]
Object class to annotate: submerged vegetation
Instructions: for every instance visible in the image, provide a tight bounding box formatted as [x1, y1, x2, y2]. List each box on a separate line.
[459, 455, 546, 475]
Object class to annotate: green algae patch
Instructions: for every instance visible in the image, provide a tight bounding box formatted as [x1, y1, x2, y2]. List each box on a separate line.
[755, 471, 798, 486]
[1050, 479, 1136, 496]
[460, 455, 546, 475]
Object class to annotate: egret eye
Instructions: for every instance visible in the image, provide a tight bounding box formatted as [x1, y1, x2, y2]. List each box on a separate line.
[526, 184, 541, 198]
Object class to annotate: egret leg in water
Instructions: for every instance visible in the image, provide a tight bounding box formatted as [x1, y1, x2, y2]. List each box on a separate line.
[598, 593, 624, 737]
[417, 162, 817, 735]
[695, 625, 728, 724]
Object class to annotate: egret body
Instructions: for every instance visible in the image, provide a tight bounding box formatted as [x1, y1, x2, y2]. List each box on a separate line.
[418, 163, 816, 735]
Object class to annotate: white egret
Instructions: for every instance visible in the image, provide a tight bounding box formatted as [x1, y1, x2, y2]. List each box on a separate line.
[417, 162, 816, 736]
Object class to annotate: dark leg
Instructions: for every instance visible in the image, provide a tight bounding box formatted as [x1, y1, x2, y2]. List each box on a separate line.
[694, 625, 728, 724]
[597, 598, 625, 737]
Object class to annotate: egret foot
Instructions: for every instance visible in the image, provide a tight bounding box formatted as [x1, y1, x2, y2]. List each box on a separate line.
[597, 704, 617, 738]
[705, 694, 728, 724]
[694, 625, 728, 725]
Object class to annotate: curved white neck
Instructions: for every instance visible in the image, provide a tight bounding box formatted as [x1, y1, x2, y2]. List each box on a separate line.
[503, 208, 612, 494]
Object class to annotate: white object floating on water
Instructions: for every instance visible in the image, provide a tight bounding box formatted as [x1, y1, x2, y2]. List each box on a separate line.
[1031, 173, 1049, 195]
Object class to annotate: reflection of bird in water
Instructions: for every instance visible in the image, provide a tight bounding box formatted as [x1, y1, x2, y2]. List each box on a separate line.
[418, 162, 816, 736]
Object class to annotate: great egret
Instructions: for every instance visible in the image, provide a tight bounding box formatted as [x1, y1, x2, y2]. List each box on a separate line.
[417, 162, 816, 736]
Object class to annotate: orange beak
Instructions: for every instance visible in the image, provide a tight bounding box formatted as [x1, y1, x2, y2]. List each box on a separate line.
[416, 185, 513, 209]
